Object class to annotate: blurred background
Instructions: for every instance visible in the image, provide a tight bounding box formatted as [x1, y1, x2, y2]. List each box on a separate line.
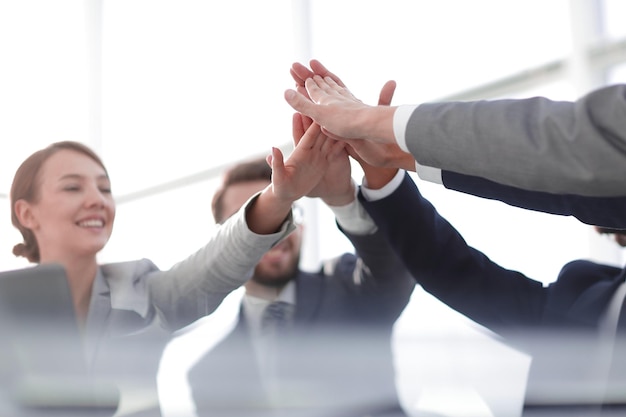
[1, 1, 625, 416]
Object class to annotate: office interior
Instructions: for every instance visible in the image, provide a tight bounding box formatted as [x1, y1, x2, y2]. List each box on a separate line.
[1, 1, 625, 416]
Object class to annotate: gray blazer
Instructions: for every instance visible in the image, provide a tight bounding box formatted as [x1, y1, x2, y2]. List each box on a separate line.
[405, 84, 626, 197]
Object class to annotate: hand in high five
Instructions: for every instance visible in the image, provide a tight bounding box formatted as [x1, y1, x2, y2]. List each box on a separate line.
[343, 78, 409, 185]
[292, 113, 355, 206]
[286, 60, 397, 144]
[268, 121, 345, 204]
[247, 117, 344, 234]
[290, 59, 346, 98]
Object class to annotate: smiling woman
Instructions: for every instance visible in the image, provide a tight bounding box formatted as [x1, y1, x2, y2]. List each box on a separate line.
[11, 142, 115, 320]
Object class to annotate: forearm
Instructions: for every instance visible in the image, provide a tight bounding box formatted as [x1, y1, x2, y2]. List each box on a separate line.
[359, 173, 545, 328]
[342, 228, 415, 308]
[149, 194, 295, 328]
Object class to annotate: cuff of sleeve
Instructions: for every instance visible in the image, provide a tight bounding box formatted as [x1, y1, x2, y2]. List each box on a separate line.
[414, 162, 443, 184]
[328, 197, 378, 235]
[361, 169, 405, 201]
[393, 105, 418, 153]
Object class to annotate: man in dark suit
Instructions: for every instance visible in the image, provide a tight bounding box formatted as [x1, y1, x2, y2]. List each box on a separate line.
[187, 116, 415, 417]
[358, 168, 626, 416]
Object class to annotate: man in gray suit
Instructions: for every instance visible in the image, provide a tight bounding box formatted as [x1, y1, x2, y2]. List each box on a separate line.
[286, 59, 626, 198]
[187, 115, 415, 417]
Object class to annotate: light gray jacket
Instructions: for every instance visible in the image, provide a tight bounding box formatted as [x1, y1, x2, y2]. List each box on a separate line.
[404, 84, 626, 197]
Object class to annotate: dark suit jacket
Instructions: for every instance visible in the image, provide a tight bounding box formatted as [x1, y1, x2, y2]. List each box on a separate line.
[187, 229, 415, 417]
[359, 173, 626, 410]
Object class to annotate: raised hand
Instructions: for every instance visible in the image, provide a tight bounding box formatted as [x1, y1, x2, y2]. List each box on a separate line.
[290, 59, 346, 98]
[269, 118, 345, 204]
[246, 116, 345, 235]
[291, 113, 354, 206]
[284, 75, 397, 144]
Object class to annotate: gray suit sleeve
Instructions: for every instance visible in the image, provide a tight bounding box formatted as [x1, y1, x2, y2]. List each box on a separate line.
[148, 194, 295, 329]
[404, 84, 626, 197]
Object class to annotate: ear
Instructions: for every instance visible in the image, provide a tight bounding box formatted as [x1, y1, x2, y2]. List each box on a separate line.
[14, 199, 38, 230]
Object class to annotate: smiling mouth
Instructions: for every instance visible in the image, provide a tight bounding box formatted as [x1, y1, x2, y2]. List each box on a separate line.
[77, 219, 104, 228]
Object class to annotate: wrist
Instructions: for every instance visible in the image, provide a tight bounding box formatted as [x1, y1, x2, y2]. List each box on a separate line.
[362, 167, 398, 190]
[360, 106, 397, 143]
[322, 193, 355, 207]
[247, 186, 293, 234]
[321, 181, 356, 207]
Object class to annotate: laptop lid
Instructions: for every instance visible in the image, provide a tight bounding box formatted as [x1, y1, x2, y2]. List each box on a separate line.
[0, 263, 118, 414]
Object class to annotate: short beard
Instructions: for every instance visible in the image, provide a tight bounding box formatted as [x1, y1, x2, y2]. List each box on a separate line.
[252, 255, 300, 288]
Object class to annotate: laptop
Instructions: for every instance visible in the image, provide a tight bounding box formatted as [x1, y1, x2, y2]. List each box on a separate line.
[0, 263, 118, 416]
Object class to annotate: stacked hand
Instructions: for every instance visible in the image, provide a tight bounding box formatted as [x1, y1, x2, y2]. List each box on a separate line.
[288, 60, 416, 178]
[249, 111, 345, 235]
[291, 112, 354, 206]
[268, 120, 345, 204]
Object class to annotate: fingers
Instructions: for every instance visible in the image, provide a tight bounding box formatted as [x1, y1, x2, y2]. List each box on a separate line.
[290, 67, 303, 86]
[378, 80, 396, 106]
[326, 138, 348, 160]
[270, 146, 285, 177]
[308, 75, 358, 102]
[304, 77, 327, 102]
[290, 65, 314, 99]
[309, 59, 346, 88]
[295, 111, 342, 160]
[284, 89, 317, 117]
[291, 60, 346, 88]
[319, 126, 343, 142]
[303, 75, 345, 104]
[301, 114, 313, 132]
[292, 113, 305, 146]
[292, 113, 317, 146]
[344, 140, 363, 163]
[296, 122, 323, 150]
[310, 75, 339, 95]
[291, 63, 314, 86]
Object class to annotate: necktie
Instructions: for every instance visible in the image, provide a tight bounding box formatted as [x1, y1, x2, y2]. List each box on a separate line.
[261, 301, 294, 333]
[257, 301, 294, 393]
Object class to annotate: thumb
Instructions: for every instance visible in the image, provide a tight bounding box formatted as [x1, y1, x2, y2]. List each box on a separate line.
[378, 80, 396, 106]
[270, 147, 285, 179]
